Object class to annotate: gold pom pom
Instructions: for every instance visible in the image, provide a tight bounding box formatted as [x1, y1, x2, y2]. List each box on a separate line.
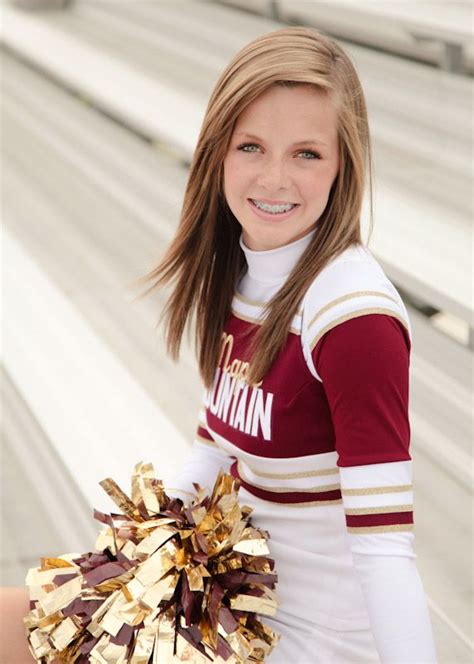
[24, 461, 280, 662]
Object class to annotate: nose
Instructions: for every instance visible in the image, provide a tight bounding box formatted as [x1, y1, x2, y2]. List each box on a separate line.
[256, 158, 292, 190]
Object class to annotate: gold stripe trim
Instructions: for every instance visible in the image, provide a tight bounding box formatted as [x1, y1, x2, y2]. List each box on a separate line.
[342, 484, 412, 496]
[345, 504, 413, 515]
[242, 462, 340, 480]
[347, 524, 414, 534]
[308, 291, 398, 329]
[234, 291, 303, 317]
[310, 309, 410, 352]
[241, 494, 343, 508]
[238, 461, 340, 494]
[230, 309, 262, 326]
[231, 307, 300, 335]
[196, 433, 217, 447]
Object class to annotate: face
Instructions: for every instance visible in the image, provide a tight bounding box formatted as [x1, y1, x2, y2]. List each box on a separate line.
[223, 85, 340, 251]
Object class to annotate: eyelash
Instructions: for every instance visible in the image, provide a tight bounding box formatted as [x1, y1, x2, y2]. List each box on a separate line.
[236, 142, 321, 160]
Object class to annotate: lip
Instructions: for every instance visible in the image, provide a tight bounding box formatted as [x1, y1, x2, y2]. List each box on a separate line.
[250, 197, 298, 205]
[247, 198, 300, 222]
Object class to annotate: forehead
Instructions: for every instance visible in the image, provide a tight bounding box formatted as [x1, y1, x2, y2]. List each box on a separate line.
[233, 85, 338, 140]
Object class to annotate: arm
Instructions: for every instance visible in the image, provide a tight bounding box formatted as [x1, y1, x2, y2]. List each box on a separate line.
[165, 388, 235, 504]
[314, 314, 438, 663]
[0, 587, 35, 663]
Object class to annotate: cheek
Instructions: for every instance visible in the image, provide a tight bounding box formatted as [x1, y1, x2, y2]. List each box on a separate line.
[224, 159, 248, 194]
[223, 165, 244, 211]
[301, 168, 335, 197]
[222, 160, 234, 197]
[299, 174, 322, 199]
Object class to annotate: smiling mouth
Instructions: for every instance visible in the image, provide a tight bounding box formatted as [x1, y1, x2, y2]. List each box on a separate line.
[250, 197, 298, 206]
[248, 198, 300, 213]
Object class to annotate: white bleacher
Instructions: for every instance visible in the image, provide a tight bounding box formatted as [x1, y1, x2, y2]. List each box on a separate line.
[217, 0, 474, 74]
[1, 2, 472, 658]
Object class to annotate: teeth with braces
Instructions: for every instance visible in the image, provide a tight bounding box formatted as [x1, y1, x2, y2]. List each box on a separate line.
[252, 199, 296, 213]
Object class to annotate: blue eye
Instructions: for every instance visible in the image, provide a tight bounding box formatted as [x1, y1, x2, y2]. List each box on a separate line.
[299, 150, 321, 160]
[237, 143, 258, 152]
[236, 143, 320, 160]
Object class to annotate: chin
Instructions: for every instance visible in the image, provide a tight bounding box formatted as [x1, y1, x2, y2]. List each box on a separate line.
[243, 230, 288, 252]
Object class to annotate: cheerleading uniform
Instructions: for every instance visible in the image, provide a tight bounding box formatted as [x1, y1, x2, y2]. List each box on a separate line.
[167, 226, 438, 663]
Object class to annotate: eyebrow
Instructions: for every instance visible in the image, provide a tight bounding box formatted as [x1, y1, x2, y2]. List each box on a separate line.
[234, 132, 328, 148]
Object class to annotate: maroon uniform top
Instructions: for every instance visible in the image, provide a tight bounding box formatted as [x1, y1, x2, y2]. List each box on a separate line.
[166, 227, 437, 662]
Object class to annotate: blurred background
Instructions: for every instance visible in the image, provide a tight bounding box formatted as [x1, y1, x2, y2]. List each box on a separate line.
[1, 0, 472, 660]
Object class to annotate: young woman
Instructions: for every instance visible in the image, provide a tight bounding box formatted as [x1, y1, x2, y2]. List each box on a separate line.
[3, 26, 438, 664]
[139, 26, 439, 663]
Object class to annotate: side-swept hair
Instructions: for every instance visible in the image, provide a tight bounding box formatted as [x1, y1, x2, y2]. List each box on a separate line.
[134, 26, 373, 391]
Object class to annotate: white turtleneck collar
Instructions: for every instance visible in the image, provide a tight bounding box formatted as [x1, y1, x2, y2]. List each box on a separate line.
[238, 226, 318, 284]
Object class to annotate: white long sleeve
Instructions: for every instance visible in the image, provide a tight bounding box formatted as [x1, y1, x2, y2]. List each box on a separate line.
[338, 460, 438, 663]
[165, 438, 235, 505]
[165, 388, 235, 505]
[352, 551, 438, 663]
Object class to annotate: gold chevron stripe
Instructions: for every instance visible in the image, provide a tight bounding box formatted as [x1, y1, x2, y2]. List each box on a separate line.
[231, 307, 300, 335]
[345, 504, 413, 515]
[234, 291, 303, 317]
[310, 309, 410, 352]
[308, 290, 399, 329]
[342, 484, 412, 496]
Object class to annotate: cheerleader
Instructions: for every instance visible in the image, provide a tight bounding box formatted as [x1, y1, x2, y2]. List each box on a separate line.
[3, 25, 439, 664]
[140, 26, 439, 663]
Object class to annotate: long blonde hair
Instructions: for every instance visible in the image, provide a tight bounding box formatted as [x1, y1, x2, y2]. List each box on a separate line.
[134, 26, 373, 391]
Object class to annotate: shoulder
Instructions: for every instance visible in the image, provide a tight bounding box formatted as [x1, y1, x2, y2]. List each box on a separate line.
[300, 243, 412, 380]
